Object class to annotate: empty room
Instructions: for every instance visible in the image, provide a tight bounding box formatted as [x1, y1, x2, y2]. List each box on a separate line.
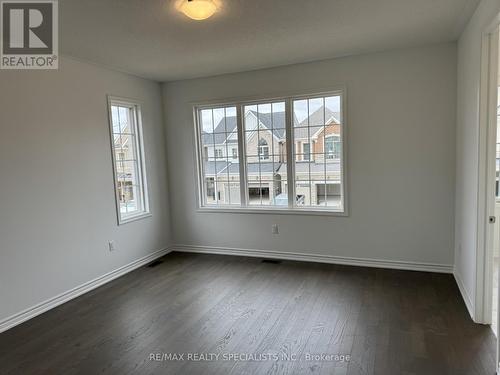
[3, 0, 500, 374]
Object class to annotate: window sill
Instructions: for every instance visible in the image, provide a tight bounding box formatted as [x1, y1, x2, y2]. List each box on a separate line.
[196, 207, 348, 217]
[118, 212, 152, 225]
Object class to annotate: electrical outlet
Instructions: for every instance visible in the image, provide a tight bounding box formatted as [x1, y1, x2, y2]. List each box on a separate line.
[272, 224, 279, 235]
[108, 240, 116, 252]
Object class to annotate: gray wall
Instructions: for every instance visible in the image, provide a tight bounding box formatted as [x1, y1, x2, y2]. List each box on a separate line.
[455, 0, 500, 321]
[163, 43, 457, 267]
[0, 57, 171, 322]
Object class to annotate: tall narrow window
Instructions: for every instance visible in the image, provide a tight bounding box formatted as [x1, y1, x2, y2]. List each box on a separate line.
[258, 139, 270, 160]
[292, 94, 343, 210]
[244, 102, 286, 206]
[325, 135, 341, 159]
[303, 143, 310, 160]
[108, 97, 150, 224]
[198, 106, 241, 206]
[194, 90, 345, 214]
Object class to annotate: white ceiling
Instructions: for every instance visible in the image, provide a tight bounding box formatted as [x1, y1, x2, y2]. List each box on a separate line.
[60, 0, 480, 82]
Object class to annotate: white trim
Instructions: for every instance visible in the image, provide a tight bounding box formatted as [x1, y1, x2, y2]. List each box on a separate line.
[0, 247, 171, 333]
[196, 207, 347, 216]
[190, 85, 348, 109]
[481, 28, 499, 326]
[476, 15, 500, 372]
[106, 95, 151, 226]
[172, 244, 453, 274]
[454, 269, 475, 321]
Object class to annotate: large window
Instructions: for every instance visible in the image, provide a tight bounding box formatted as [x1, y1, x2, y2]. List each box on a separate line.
[108, 97, 150, 224]
[194, 91, 346, 214]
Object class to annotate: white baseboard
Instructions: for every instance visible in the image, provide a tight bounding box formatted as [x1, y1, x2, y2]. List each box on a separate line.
[172, 244, 453, 274]
[453, 269, 475, 322]
[0, 247, 171, 333]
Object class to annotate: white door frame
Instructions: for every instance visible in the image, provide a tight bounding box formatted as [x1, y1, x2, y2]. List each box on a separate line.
[477, 14, 500, 373]
[477, 22, 499, 325]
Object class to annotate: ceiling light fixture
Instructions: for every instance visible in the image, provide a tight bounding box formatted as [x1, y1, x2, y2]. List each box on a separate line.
[180, 0, 217, 21]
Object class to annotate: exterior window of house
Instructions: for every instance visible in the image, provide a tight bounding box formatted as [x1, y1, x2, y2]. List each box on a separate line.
[194, 90, 345, 213]
[108, 97, 150, 224]
[303, 143, 310, 160]
[325, 135, 341, 159]
[258, 139, 270, 160]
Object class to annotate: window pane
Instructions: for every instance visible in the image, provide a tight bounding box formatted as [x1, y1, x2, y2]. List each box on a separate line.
[225, 129, 239, 159]
[111, 106, 122, 134]
[313, 182, 341, 207]
[204, 177, 216, 205]
[228, 181, 241, 205]
[292, 94, 344, 210]
[294, 155, 310, 181]
[198, 106, 240, 206]
[325, 96, 341, 121]
[200, 109, 214, 133]
[295, 181, 311, 206]
[129, 185, 143, 213]
[307, 98, 324, 126]
[293, 99, 307, 127]
[325, 184, 343, 208]
[109, 102, 149, 223]
[212, 108, 226, 133]
[243, 101, 287, 207]
[272, 102, 286, 129]
[116, 134, 137, 161]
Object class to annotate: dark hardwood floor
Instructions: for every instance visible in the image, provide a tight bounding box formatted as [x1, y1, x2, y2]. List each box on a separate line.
[0, 252, 496, 375]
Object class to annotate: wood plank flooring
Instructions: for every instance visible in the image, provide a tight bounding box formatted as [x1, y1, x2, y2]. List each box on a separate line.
[0, 252, 496, 375]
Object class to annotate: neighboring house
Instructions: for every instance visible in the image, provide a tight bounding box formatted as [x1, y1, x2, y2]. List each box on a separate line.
[202, 106, 342, 206]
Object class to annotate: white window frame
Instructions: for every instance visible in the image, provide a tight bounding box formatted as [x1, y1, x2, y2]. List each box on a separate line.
[302, 142, 310, 161]
[258, 139, 270, 160]
[325, 134, 341, 160]
[107, 96, 151, 225]
[192, 88, 348, 216]
[215, 148, 224, 158]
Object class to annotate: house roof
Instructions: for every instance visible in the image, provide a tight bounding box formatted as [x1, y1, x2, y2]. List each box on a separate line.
[202, 116, 238, 145]
[298, 106, 340, 127]
[202, 111, 287, 146]
[202, 106, 341, 145]
[248, 111, 286, 139]
[294, 107, 341, 140]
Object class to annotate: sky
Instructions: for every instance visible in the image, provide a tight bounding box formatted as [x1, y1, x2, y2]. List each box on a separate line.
[201, 96, 341, 133]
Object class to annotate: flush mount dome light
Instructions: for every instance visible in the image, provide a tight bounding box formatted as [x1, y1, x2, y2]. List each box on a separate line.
[181, 0, 217, 20]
